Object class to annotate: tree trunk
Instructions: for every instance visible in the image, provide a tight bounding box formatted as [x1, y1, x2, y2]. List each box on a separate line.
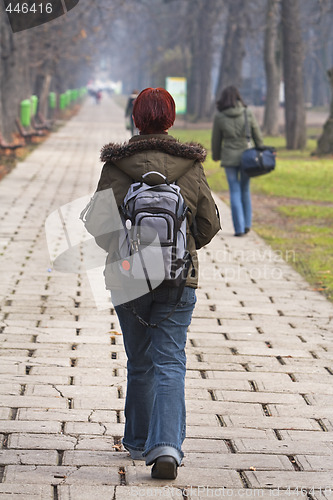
[215, 0, 247, 100]
[37, 74, 52, 119]
[186, 0, 218, 119]
[0, 2, 31, 141]
[263, 0, 281, 136]
[281, 0, 307, 150]
[315, 68, 333, 155]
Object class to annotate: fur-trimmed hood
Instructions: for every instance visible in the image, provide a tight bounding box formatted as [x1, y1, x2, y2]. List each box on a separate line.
[100, 134, 206, 163]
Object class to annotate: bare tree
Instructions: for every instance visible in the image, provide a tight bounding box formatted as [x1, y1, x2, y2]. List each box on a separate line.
[186, 0, 221, 119]
[281, 0, 306, 149]
[215, 0, 247, 99]
[0, 2, 31, 140]
[263, 0, 281, 135]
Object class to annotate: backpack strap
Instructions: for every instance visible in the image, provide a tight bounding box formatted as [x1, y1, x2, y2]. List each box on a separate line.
[244, 108, 252, 149]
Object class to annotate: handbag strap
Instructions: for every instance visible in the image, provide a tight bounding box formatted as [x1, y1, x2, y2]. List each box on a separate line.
[243, 109, 252, 149]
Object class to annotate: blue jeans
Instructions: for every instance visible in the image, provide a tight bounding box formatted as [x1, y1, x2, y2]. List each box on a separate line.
[114, 286, 196, 466]
[225, 166, 251, 234]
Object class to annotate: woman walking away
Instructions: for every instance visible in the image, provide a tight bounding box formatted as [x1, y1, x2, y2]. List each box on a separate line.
[95, 88, 220, 479]
[211, 85, 263, 236]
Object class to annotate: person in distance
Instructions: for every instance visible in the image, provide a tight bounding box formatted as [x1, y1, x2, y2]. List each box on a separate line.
[211, 85, 263, 236]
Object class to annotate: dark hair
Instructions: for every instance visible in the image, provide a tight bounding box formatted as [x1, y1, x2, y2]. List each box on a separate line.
[133, 87, 176, 134]
[216, 86, 246, 112]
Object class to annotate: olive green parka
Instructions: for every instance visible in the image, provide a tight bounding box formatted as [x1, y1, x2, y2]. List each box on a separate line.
[211, 103, 263, 167]
[95, 133, 221, 289]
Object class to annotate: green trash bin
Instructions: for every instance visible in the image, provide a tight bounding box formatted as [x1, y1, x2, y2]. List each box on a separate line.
[49, 92, 57, 110]
[66, 90, 72, 106]
[20, 99, 31, 127]
[31, 95, 38, 117]
[59, 94, 66, 110]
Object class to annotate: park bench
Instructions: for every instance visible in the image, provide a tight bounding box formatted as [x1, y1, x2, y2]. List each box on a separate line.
[0, 132, 25, 151]
[31, 112, 54, 131]
[15, 118, 46, 143]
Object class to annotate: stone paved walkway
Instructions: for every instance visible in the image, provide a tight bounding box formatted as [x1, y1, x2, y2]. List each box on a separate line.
[0, 97, 333, 499]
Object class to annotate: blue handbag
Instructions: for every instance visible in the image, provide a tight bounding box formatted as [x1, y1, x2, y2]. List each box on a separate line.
[241, 110, 276, 177]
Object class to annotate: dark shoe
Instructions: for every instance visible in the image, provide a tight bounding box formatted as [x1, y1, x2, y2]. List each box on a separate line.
[245, 227, 251, 234]
[234, 232, 245, 237]
[151, 456, 178, 479]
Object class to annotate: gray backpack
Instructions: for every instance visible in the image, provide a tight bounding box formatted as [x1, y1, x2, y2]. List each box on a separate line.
[118, 171, 192, 327]
[119, 171, 189, 283]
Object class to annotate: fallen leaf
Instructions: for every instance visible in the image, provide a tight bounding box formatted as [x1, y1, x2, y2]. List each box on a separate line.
[108, 330, 122, 336]
[112, 444, 123, 452]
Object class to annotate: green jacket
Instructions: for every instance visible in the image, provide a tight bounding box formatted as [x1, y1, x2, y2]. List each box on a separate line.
[211, 103, 263, 167]
[95, 133, 221, 289]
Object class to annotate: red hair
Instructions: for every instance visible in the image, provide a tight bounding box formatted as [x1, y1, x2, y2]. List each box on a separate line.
[133, 88, 176, 134]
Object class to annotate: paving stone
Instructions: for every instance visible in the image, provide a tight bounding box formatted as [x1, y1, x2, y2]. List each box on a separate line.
[269, 404, 333, 419]
[62, 450, 130, 466]
[0, 449, 58, 465]
[233, 438, 333, 455]
[183, 452, 293, 471]
[114, 485, 184, 499]
[296, 455, 333, 471]
[312, 492, 333, 500]
[0, 484, 53, 499]
[0, 362, 25, 374]
[0, 407, 11, 419]
[186, 361, 247, 372]
[203, 371, 292, 383]
[58, 485, 115, 500]
[0, 395, 68, 409]
[76, 355, 127, 367]
[189, 489, 311, 499]
[0, 421, 61, 434]
[26, 366, 126, 377]
[183, 438, 230, 454]
[24, 385, 120, 400]
[186, 426, 271, 440]
[246, 362, 330, 375]
[255, 380, 333, 395]
[16, 408, 91, 422]
[226, 416, 320, 431]
[245, 470, 333, 489]
[196, 354, 292, 369]
[278, 430, 333, 442]
[184, 388, 213, 400]
[185, 378, 252, 391]
[214, 391, 306, 405]
[64, 421, 124, 436]
[185, 370, 203, 379]
[4, 465, 122, 484]
[8, 433, 77, 450]
[0, 356, 77, 368]
[186, 400, 264, 417]
[74, 436, 121, 451]
[186, 414, 222, 427]
[0, 374, 72, 386]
